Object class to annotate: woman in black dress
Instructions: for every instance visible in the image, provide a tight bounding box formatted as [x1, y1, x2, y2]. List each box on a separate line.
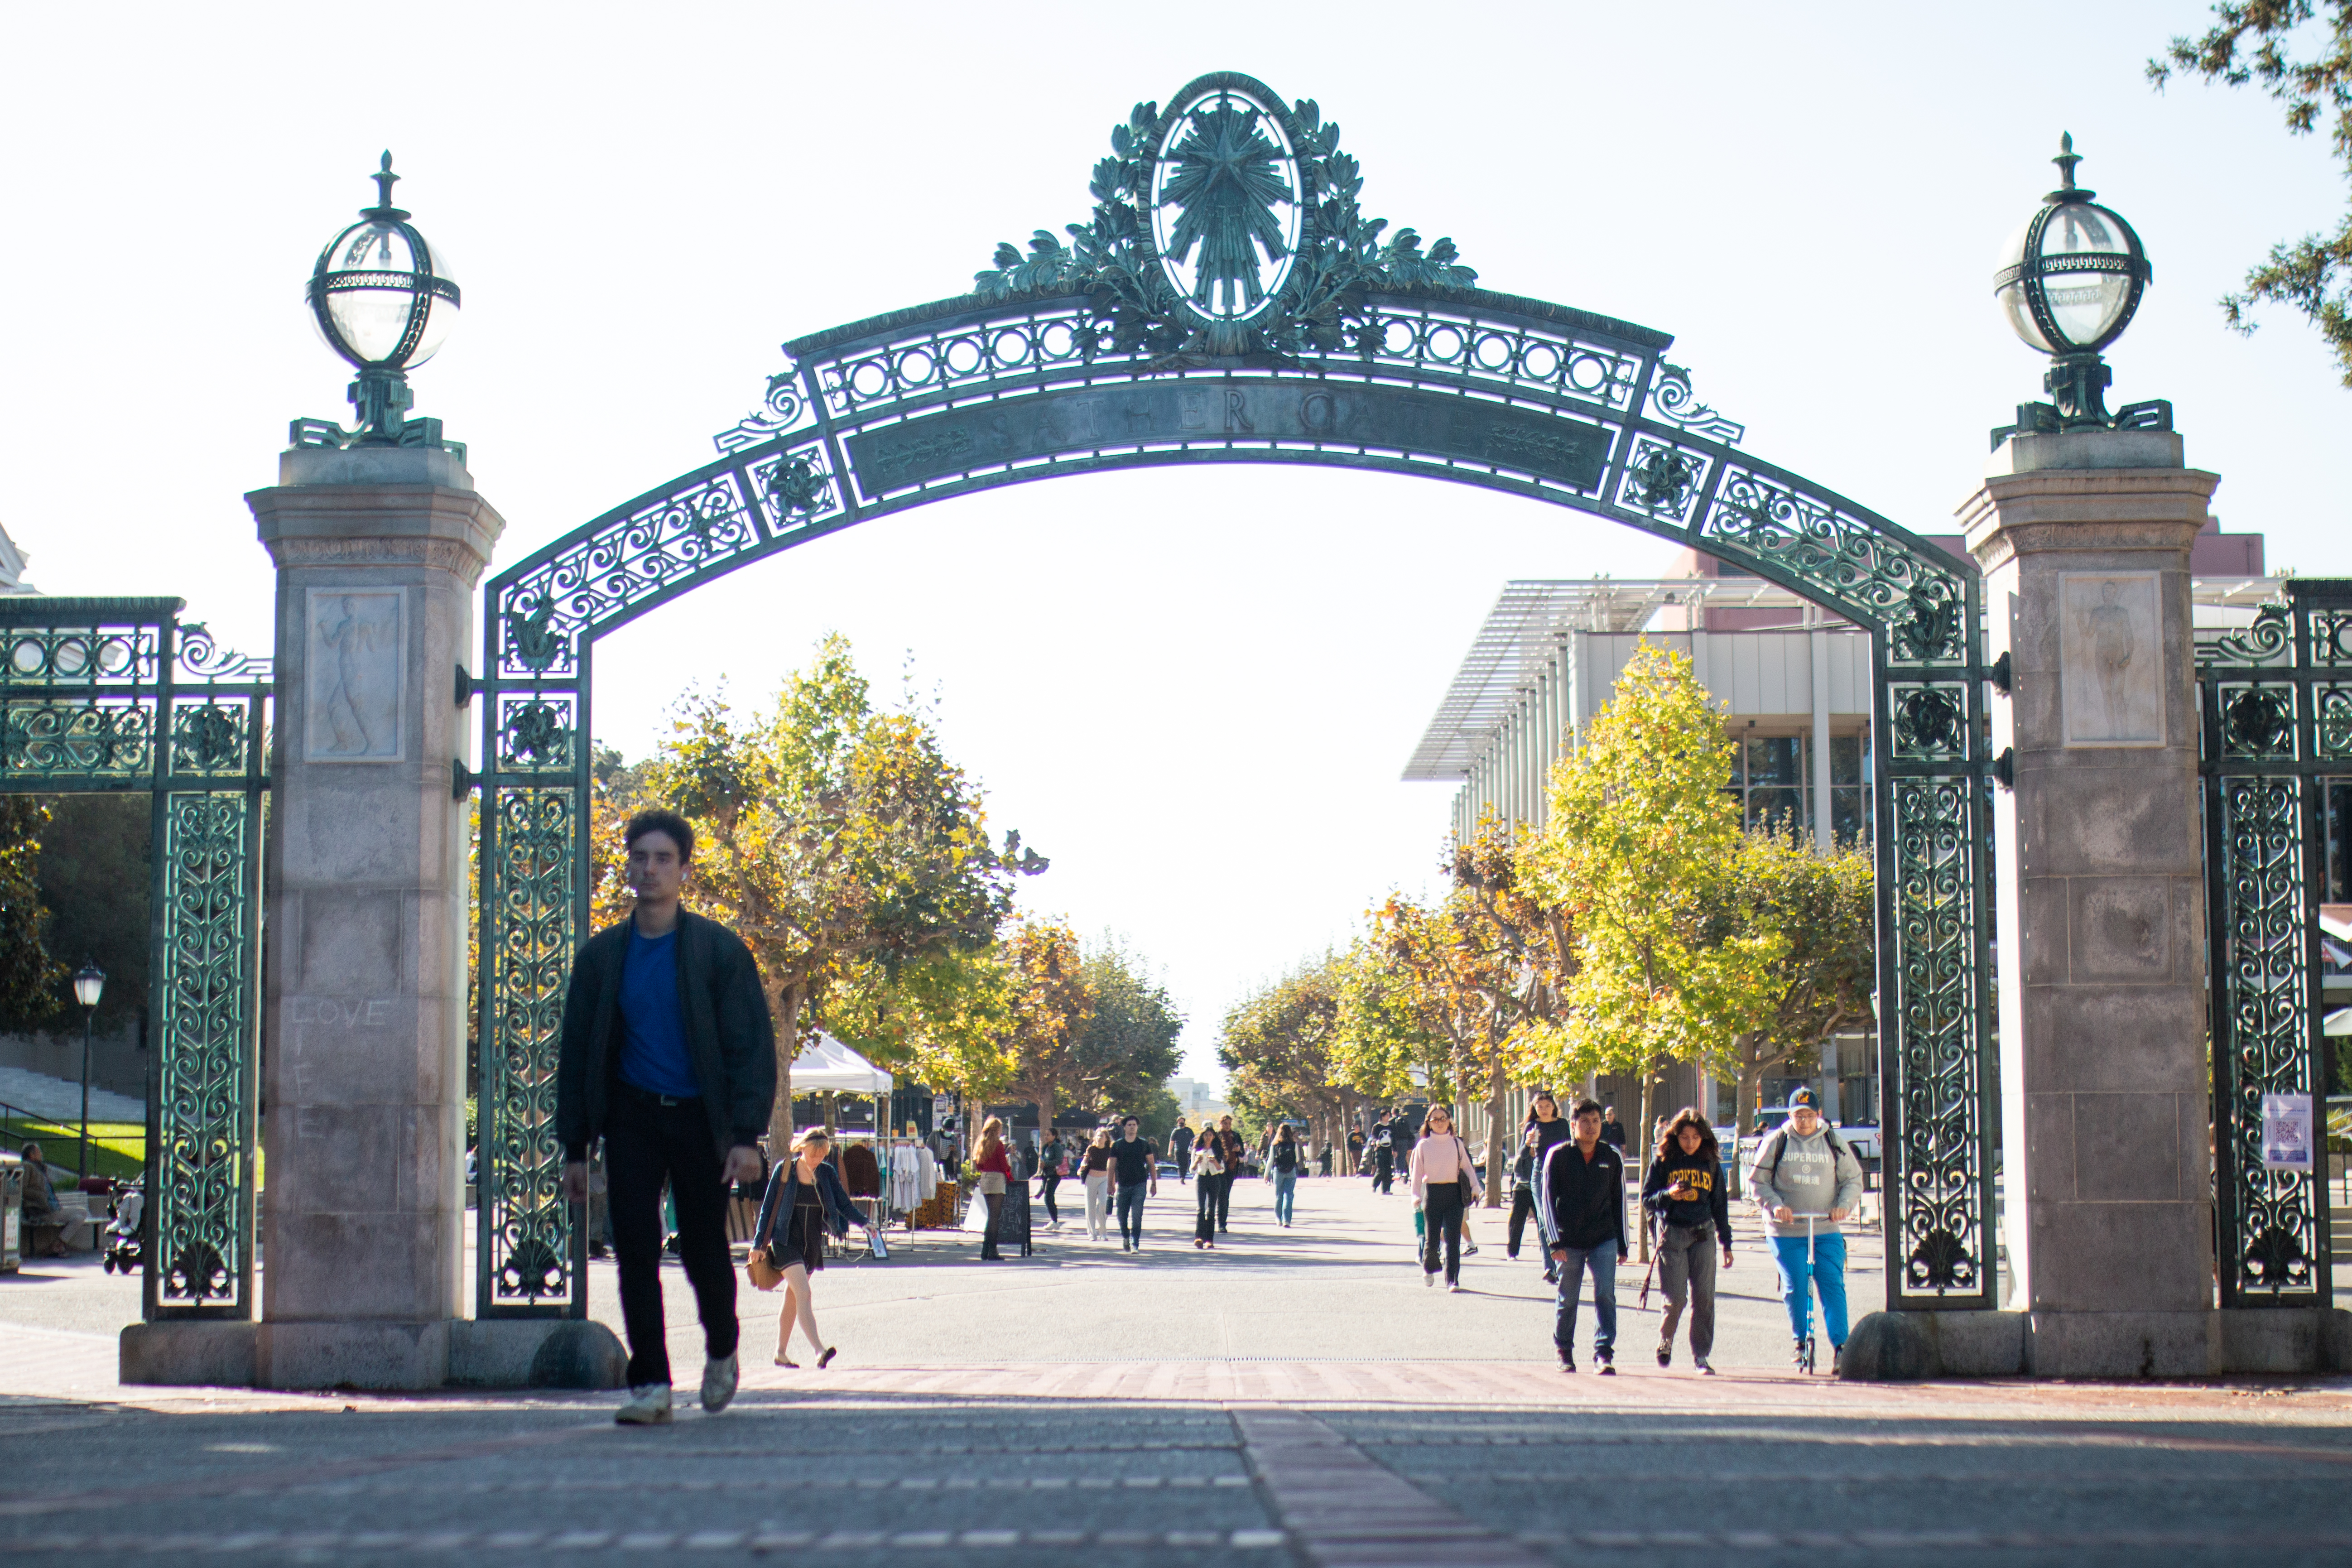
[750, 1128, 866, 1368]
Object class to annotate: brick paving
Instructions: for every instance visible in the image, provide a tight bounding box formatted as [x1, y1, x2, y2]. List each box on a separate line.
[6, 1178, 2352, 1563]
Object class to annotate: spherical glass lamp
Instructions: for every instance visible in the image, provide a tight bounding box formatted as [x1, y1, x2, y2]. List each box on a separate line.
[1990, 135, 2151, 426]
[303, 153, 460, 440]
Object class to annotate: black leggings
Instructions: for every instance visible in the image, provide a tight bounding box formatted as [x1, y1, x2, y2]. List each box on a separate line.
[1039, 1173, 1060, 1223]
[1508, 1186, 1536, 1256]
[1422, 1180, 1466, 1283]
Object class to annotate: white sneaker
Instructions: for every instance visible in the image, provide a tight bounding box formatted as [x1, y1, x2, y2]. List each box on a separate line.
[615, 1382, 674, 1425]
[1448, 1283, 1463, 1293]
[1424, 1272, 1436, 1288]
[700, 1352, 739, 1413]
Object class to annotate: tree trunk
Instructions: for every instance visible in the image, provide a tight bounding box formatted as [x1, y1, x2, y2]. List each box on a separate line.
[1738, 1062, 1762, 1137]
[1635, 1064, 1658, 1263]
[767, 982, 801, 1157]
[1037, 1087, 1056, 1149]
[1484, 1056, 1508, 1207]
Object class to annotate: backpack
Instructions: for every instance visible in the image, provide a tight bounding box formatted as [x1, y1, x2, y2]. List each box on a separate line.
[1754, 1124, 1845, 1194]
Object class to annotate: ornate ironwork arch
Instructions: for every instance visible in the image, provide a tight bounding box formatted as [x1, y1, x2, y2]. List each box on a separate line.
[472, 71, 1997, 1320]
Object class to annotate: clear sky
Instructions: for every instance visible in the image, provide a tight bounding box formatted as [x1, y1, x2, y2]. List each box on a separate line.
[2, 2, 2343, 1088]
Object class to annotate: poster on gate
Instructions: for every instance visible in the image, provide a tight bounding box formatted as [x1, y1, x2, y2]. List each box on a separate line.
[2260, 1093, 2314, 1173]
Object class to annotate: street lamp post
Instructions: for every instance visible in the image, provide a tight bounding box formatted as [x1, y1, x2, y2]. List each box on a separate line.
[293, 152, 463, 452]
[72, 962, 104, 1181]
[1991, 133, 2154, 429]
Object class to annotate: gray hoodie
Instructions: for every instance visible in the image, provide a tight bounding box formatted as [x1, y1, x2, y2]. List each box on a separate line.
[1750, 1124, 1863, 1240]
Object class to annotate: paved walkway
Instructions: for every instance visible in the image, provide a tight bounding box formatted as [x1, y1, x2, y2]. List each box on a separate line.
[6, 1176, 2352, 1564]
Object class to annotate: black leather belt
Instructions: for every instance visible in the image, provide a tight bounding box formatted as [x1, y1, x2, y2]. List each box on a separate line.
[618, 1081, 702, 1110]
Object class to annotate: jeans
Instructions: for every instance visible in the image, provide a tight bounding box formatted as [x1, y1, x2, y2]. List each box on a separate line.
[1772, 1230, 1849, 1347]
[1551, 1237, 1618, 1360]
[1372, 1162, 1394, 1194]
[1195, 1178, 1218, 1242]
[604, 1089, 740, 1389]
[1421, 1180, 1466, 1283]
[1116, 1181, 1147, 1247]
[1039, 1173, 1060, 1224]
[1212, 1170, 1234, 1230]
[1656, 1222, 1719, 1362]
[1273, 1170, 1298, 1224]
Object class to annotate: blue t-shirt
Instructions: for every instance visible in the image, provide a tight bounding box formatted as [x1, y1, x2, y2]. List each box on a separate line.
[617, 926, 700, 1098]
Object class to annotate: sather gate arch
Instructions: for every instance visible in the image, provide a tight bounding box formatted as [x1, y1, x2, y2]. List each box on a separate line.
[470, 72, 1997, 1323]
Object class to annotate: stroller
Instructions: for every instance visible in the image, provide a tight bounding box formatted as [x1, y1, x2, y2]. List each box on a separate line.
[100, 1182, 144, 1275]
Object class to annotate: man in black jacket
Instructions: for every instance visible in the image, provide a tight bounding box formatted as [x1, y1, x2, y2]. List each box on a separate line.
[558, 808, 776, 1426]
[1538, 1098, 1627, 1374]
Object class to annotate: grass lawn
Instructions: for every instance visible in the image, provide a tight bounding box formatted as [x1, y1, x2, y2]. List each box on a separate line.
[5, 1119, 146, 1183]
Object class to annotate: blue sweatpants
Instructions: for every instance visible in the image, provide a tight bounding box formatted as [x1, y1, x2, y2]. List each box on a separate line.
[1771, 1230, 1848, 1347]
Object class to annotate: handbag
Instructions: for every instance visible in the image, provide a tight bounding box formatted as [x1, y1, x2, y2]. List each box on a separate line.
[746, 1246, 783, 1292]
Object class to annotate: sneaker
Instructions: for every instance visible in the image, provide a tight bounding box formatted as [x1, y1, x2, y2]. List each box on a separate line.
[1557, 1351, 1576, 1374]
[1424, 1272, 1436, 1288]
[615, 1383, 674, 1426]
[700, 1352, 738, 1413]
[1696, 1359, 1715, 1376]
[1793, 1339, 1812, 1373]
[1542, 1268, 1559, 1285]
[1831, 1343, 1844, 1376]
[1448, 1282, 1462, 1293]
[1464, 1243, 1479, 1256]
[1596, 1360, 1616, 1376]
[1657, 1342, 1672, 1369]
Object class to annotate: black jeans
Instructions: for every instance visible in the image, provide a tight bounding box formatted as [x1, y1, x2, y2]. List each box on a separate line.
[1213, 1170, 1235, 1230]
[1422, 1179, 1466, 1283]
[1507, 1187, 1536, 1257]
[1039, 1173, 1060, 1223]
[604, 1087, 739, 1388]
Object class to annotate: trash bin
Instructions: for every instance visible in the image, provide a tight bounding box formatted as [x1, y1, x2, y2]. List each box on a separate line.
[1, 1153, 22, 1274]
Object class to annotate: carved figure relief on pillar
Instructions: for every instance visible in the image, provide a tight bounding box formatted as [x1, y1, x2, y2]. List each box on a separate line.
[2060, 572, 2163, 747]
[302, 587, 406, 762]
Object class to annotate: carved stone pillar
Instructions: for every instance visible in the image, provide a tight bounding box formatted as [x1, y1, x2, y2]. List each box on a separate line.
[1963, 428, 2218, 1376]
[243, 444, 499, 1388]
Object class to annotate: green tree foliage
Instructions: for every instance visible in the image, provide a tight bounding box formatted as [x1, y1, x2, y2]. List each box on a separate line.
[1073, 937, 1184, 1124]
[622, 637, 1045, 1150]
[2152, 3, 2352, 381]
[1703, 823, 1877, 1134]
[0, 798, 67, 1029]
[1519, 644, 1784, 1231]
[1000, 917, 1095, 1135]
[4, 794, 149, 1035]
[1218, 956, 1366, 1169]
[824, 945, 1018, 1114]
[1331, 932, 1438, 1105]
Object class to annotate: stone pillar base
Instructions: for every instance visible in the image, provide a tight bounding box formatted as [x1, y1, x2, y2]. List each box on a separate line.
[118, 1318, 624, 1390]
[1842, 1308, 2352, 1380]
[120, 1321, 260, 1386]
[447, 1319, 626, 1389]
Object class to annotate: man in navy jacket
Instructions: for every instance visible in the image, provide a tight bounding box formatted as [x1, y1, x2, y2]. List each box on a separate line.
[558, 808, 776, 1425]
[1538, 1098, 1628, 1374]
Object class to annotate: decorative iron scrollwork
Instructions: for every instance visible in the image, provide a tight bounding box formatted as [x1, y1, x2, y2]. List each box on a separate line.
[170, 704, 247, 775]
[2221, 686, 2295, 760]
[175, 623, 273, 684]
[1621, 440, 1703, 521]
[1892, 686, 1967, 759]
[503, 596, 566, 678]
[1647, 364, 1745, 444]
[480, 787, 577, 1308]
[497, 696, 572, 772]
[2201, 600, 2291, 668]
[1890, 776, 1985, 1301]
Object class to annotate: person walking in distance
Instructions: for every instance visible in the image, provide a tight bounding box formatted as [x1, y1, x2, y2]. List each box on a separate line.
[1037, 1129, 1066, 1231]
[1268, 1123, 1303, 1227]
[1370, 1130, 1395, 1195]
[973, 1116, 1013, 1262]
[750, 1128, 865, 1368]
[1641, 1107, 1734, 1374]
[1599, 1106, 1627, 1152]
[1750, 1087, 1863, 1374]
[1410, 1105, 1482, 1291]
[1207, 1115, 1246, 1232]
[1081, 1126, 1114, 1241]
[1190, 1136, 1224, 1248]
[1539, 1098, 1627, 1374]
[557, 808, 775, 1426]
[1510, 1092, 1573, 1283]
[1169, 1115, 1195, 1184]
[1109, 1115, 1158, 1251]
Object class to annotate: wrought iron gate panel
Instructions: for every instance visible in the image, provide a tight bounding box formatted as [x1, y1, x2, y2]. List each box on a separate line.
[475, 779, 582, 1314]
[2198, 582, 2338, 1306]
[473, 70, 1999, 1317]
[0, 599, 269, 1321]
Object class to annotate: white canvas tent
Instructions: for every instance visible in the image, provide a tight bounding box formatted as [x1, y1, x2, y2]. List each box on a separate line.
[789, 1033, 892, 1095]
